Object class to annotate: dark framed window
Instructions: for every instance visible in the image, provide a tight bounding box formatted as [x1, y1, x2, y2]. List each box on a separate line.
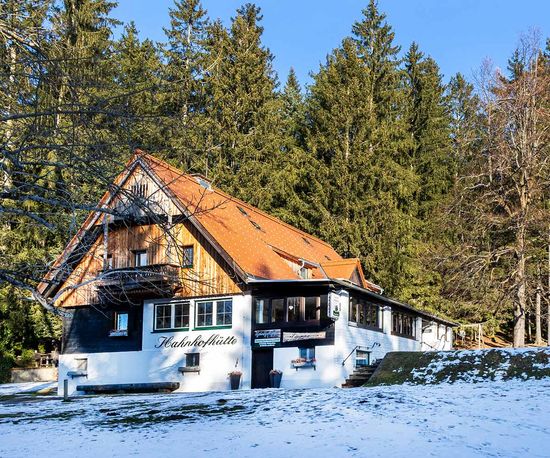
[182, 245, 194, 268]
[349, 296, 380, 329]
[304, 297, 320, 321]
[105, 253, 113, 269]
[287, 297, 301, 322]
[195, 299, 232, 328]
[186, 353, 200, 368]
[392, 311, 415, 338]
[154, 301, 190, 330]
[133, 249, 148, 267]
[271, 298, 285, 322]
[255, 296, 322, 324]
[254, 298, 269, 324]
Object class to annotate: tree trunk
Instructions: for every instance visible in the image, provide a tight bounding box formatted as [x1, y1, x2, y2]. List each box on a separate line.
[513, 226, 526, 347]
[535, 275, 543, 345]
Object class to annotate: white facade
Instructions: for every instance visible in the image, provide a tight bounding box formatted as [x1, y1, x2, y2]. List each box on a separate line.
[58, 290, 453, 395]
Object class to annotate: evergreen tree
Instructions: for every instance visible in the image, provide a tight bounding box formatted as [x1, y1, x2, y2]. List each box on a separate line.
[308, 0, 417, 296]
[205, 4, 284, 209]
[161, 0, 210, 170]
[113, 22, 163, 151]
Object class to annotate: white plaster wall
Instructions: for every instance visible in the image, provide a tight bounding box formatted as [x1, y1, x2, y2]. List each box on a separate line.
[335, 291, 425, 384]
[420, 322, 453, 351]
[58, 293, 252, 395]
[272, 345, 344, 389]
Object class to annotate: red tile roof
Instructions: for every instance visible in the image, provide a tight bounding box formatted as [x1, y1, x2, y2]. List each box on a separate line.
[41, 151, 382, 294]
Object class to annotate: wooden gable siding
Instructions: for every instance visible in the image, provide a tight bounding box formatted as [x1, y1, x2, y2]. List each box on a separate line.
[55, 221, 242, 308]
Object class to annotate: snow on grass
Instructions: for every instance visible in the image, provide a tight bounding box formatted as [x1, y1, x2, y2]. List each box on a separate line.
[1, 378, 549, 457]
[0, 381, 56, 396]
[372, 347, 550, 386]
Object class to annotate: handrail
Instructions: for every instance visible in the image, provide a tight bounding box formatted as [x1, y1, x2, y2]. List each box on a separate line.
[342, 345, 361, 366]
[342, 343, 381, 366]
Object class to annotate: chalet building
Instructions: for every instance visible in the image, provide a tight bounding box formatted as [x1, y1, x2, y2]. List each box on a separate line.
[39, 151, 454, 395]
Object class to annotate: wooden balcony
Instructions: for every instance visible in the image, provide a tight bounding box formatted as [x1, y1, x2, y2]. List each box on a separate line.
[96, 264, 180, 302]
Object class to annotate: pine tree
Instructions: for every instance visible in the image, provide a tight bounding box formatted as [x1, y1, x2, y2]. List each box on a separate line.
[113, 22, 163, 151]
[161, 0, 210, 170]
[204, 4, 284, 209]
[308, 0, 417, 296]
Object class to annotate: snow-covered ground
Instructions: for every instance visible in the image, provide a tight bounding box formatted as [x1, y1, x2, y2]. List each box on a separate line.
[1, 379, 549, 458]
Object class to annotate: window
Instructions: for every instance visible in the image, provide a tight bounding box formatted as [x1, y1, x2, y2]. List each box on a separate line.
[115, 312, 128, 331]
[249, 219, 263, 231]
[392, 311, 415, 338]
[271, 298, 285, 322]
[195, 298, 233, 328]
[304, 297, 319, 321]
[287, 297, 301, 322]
[216, 300, 232, 325]
[349, 296, 380, 329]
[299, 347, 315, 361]
[105, 254, 113, 269]
[181, 245, 194, 268]
[186, 353, 200, 368]
[134, 249, 148, 267]
[131, 182, 148, 198]
[356, 350, 370, 367]
[75, 358, 88, 372]
[174, 302, 190, 328]
[237, 206, 249, 217]
[196, 301, 213, 327]
[255, 296, 322, 324]
[254, 298, 269, 324]
[154, 301, 190, 330]
[110, 312, 129, 336]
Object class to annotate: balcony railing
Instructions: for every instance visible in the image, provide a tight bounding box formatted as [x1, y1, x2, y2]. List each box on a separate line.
[96, 264, 180, 300]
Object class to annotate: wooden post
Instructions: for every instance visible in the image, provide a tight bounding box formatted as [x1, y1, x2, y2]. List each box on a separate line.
[63, 379, 69, 401]
[478, 323, 482, 349]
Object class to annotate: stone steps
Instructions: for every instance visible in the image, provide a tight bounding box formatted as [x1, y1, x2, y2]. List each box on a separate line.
[342, 360, 381, 388]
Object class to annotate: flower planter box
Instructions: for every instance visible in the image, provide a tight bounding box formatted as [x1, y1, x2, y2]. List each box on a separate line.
[291, 360, 316, 371]
[229, 372, 241, 390]
[269, 371, 283, 388]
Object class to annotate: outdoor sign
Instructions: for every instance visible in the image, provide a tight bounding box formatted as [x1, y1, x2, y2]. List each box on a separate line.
[282, 331, 326, 343]
[155, 334, 238, 349]
[328, 291, 343, 320]
[254, 329, 281, 347]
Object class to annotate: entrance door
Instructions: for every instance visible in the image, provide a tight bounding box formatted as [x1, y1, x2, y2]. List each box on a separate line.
[251, 348, 273, 388]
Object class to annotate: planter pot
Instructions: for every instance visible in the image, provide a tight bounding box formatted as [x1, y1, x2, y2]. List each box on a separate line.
[269, 372, 282, 388]
[229, 373, 241, 390]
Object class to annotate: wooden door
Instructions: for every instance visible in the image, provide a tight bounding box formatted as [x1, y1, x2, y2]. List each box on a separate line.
[251, 348, 273, 388]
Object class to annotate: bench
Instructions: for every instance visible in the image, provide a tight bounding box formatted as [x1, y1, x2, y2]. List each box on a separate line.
[76, 382, 180, 394]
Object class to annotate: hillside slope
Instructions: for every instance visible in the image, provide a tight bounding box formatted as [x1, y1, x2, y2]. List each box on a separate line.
[367, 347, 550, 386]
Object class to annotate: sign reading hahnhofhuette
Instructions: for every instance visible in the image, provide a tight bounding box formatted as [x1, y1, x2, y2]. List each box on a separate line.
[155, 334, 237, 349]
[254, 329, 281, 347]
[282, 331, 326, 343]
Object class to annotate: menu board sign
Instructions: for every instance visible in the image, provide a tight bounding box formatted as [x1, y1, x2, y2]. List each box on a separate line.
[254, 329, 281, 347]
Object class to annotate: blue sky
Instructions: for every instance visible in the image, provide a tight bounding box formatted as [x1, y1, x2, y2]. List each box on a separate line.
[113, 0, 549, 87]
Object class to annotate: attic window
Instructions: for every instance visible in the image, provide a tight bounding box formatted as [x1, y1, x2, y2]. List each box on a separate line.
[250, 220, 263, 231]
[302, 237, 312, 246]
[237, 206, 249, 217]
[194, 176, 211, 190]
[131, 183, 148, 199]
